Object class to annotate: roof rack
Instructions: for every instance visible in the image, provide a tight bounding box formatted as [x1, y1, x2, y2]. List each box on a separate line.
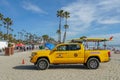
[68, 38, 110, 43]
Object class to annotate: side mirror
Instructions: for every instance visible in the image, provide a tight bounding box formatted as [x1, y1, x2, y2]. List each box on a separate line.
[52, 48, 57, 51]
[50, 48, 57, 55]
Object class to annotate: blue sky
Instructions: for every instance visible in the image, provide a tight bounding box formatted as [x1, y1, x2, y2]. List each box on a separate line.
[0, 0, 120, 45]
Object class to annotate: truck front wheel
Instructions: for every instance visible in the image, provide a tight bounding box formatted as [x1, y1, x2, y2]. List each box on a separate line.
[36, 58, 49, 70]
[86, 58, 99, 69]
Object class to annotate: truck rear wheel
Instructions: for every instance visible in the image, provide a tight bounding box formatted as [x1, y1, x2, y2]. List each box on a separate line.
[36, 58, 49, 70]
[86, 58, 99, 69]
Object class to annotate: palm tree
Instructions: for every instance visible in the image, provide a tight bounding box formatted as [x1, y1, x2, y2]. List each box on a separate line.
[14, 34, 16, 39]
[9, 28, 13, 35]
[0, 32, 3, 40]
[0, 24, 2, 27]
[63, 24, 69, 43]
[0, 13, 3, 20]
[56, 29, 60, 42]
[63, 11, 70, 43]
[80, 36, 87, 39]
[19, 32, 23, 40]
[29, 33, 33, 43]
[42, 35, 49, 42]
[26, 32, 29, 41]
[3, 34, 8, 40]
[22, 29, 26, 40]
[57, 10, 64, 43]
[8, 34, 13, 42]
[0, 13, 3, 24]
[3, 17, 13, 36]
[0, 13, 4, 32]
[18, 32, 21, 40]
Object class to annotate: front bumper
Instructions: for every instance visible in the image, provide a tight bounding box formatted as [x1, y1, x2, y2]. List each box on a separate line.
[30, 55, 38, 63]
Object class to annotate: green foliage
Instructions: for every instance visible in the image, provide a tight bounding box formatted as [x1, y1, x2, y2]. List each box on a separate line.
[0, 13, 4, 20]
[0, 12, 14, 42]
[80, 36, 87, 39]
[8, 43, 13, 47]
[3, 17, 13, 35]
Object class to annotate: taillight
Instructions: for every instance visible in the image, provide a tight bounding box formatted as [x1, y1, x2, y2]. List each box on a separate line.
[108, 52, 111, 57]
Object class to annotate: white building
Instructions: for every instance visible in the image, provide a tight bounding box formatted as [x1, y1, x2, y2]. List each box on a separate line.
[0, 41, 8, 51]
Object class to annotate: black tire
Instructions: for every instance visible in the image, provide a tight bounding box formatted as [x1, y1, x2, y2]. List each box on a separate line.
[36, 58, 49, 70]
[86, 58, 99, 69]
[84, 63, 87, 67]
[34, 63, 36, 66]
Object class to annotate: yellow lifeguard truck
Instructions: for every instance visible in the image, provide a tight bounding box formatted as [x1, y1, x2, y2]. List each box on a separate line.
[30, 38, 111, 70]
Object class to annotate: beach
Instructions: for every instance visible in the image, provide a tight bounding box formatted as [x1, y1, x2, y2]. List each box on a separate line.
[0, 51, 120, 80]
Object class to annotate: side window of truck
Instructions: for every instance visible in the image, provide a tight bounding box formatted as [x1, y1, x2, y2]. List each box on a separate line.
[69, 44, 80, 50]
[57, 45, 69, 51]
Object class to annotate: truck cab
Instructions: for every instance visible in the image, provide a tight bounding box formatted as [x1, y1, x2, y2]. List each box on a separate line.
[49, 43, 85, 64]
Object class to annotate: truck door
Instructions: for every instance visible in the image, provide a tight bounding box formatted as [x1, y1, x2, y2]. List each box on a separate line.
[51, 45, 69, 63]
[67, 44, 84, 63]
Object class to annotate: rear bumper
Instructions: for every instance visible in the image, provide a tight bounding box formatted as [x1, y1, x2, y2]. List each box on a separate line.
[101, 57, 111, 62]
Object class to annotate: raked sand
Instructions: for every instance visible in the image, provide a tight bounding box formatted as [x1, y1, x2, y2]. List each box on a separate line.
[0, 51, 120, 80]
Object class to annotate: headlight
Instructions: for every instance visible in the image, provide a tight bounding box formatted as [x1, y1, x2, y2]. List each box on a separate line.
[31, 52, 37, 57]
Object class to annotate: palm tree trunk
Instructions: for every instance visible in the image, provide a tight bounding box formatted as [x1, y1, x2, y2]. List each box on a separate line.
[63, 29, 66, 43]
[59, 17, 62, 43]
[6, 25, 9, 41]
[66, 18, 67, 25]
[63, 18, 68, 43]
[7, 26, 9, 35]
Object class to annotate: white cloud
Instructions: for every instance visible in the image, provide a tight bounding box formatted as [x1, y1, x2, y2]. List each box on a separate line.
[62, 0, 120, 24]
[59, 0, 120, 44]
[93, 26, 108, 31]
[98, 19, 120, 24]
[67, 31, 79, 37]
[62, 2, 96, 33]
[98, 0, 120, 10]
[97, 0, 120, 24]
[89, 33, 120, 45]
[22, 2, 46, 14]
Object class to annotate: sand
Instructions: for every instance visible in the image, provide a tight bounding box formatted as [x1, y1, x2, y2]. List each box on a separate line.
[0, 51, 120, 80]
